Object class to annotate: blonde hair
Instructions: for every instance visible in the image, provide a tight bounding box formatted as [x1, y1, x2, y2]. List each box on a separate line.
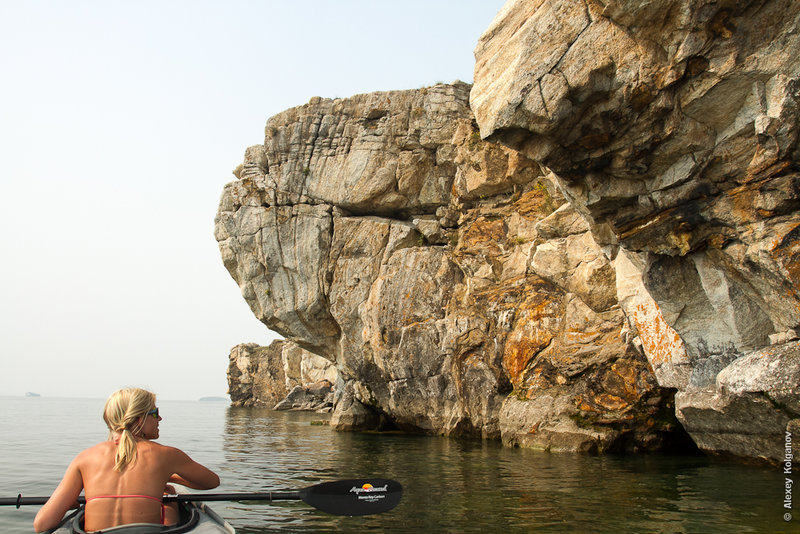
[103, 388, 156, 472]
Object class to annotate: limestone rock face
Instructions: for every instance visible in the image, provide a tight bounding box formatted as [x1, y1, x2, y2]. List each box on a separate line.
[217, 84, 684, 453]
[472, 0, 800, 461]
[274, 381, 334, 412]
[227, 340, 335, 409]
[227, 342, 286, 408]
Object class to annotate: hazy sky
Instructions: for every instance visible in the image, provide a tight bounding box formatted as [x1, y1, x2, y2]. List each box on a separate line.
[0, 1, 507, 401]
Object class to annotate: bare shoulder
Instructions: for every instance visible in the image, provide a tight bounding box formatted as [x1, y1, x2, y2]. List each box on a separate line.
[74, 441, 114, 464]
[141, 440, 190, 460]
[67, 441, 114, 473]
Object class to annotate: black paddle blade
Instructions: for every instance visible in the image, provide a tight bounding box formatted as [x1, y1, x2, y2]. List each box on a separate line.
[298, 478, 402, 516]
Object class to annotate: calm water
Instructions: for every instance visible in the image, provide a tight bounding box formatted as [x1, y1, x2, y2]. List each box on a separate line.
[0, 397, 795, 533]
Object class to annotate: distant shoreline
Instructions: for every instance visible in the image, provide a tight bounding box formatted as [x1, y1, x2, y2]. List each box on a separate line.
[4, 395, 230, 402]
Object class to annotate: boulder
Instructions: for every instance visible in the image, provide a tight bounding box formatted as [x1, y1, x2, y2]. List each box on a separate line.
[274, 380, 334, 412]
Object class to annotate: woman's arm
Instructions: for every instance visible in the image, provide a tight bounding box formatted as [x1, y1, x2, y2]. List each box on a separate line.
[33, 457, 83, 533]
[166, 448, 220, 490]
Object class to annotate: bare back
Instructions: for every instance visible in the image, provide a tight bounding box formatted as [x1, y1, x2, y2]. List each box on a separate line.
[33, 439, 219, 532]
[80, 441, 176, 529]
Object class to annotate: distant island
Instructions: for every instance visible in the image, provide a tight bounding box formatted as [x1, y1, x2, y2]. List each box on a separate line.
[199, 396, 228, 402]
[25, 392, 41, 397]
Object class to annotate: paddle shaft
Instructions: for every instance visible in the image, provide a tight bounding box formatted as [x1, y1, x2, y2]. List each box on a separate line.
[2, 491, 302, 507]
[2, 478, 403, 516]
[168, 491, 303, 502]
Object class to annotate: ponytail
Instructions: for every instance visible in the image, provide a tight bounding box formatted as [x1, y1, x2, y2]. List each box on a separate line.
[114, 428, 138, 472]
[103, 388, 156, 472]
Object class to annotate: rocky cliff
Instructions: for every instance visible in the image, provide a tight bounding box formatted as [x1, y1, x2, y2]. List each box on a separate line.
[217, 0, 800, 462]
[469, 0, 800, 461]
[227, 340, 335, 409]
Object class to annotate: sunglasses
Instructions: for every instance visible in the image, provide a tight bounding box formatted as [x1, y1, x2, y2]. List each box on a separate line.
[146, 408, 160, 419]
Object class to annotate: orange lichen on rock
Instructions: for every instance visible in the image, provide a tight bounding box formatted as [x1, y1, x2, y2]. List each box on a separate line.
[769, 221, 800, 286]
[513, 183, 558, 220]
[504, 332, 554, 387]
[594, 393, 630, 412]
[632, 302, 688, 368]
[459, 216, 508, 257]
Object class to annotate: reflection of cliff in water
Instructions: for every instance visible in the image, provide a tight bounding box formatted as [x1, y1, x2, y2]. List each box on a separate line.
[223, 407, 338, 487]
[219, 407, 785, 532]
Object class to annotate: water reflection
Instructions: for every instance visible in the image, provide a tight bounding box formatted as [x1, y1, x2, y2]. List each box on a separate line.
[219, 407, 790, 533]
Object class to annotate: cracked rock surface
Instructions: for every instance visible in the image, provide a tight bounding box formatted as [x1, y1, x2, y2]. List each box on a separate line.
[218, 0, 800, 461]
[471, 0, 800, 461]
[217, 83, 685, 454]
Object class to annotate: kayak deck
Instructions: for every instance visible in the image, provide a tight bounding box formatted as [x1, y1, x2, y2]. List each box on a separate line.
[45, 501, 235, 534]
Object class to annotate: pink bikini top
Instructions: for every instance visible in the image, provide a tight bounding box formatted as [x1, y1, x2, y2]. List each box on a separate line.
[85, 494, 166, 524]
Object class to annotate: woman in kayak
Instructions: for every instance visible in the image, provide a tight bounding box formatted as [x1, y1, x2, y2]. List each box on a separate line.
[33, 387, 220, 532]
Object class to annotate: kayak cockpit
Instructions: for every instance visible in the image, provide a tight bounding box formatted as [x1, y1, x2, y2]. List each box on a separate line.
[46, 501, 234, 534]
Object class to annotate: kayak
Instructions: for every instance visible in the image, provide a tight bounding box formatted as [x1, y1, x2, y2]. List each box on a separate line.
[45, 501, 236, 534]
